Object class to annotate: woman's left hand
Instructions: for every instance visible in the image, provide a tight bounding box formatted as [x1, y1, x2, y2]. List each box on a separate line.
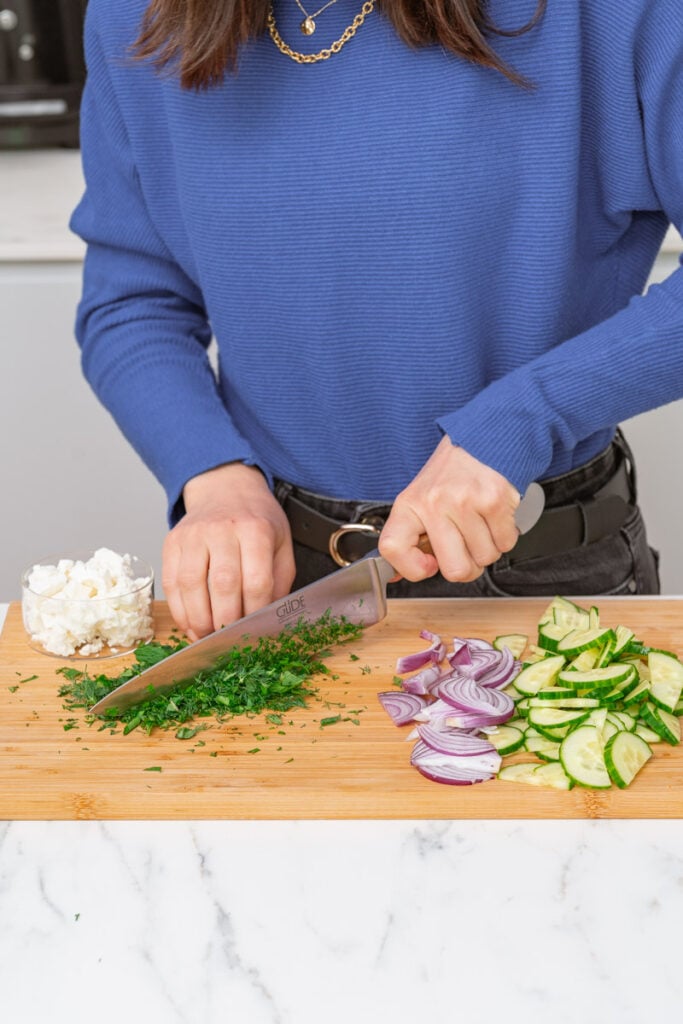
[378, 436, 521, 582]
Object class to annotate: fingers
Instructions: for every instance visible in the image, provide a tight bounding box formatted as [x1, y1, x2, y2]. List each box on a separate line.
[379, 437, 522, 584]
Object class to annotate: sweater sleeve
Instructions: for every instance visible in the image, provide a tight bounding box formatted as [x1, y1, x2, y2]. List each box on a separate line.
[436, 4, 683, 494]
[70, 10, 266, 525]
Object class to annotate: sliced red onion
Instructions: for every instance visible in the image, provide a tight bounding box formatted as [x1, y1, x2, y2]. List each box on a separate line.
[410, 740, 500, 785]
[460, 647, 504, 680]
[378, 691, 428, 726]
[402, 664, 443, 695]
[475, 645, 518, 689]
[396, 631, 445, 674]
[416, 723, 497, 758]
[412, 697, 455, 724]
[438, 676, 514, 727]
[462, 637, 495, 652]
[448, 640, 473, 668]
[445, 710, 512, 729]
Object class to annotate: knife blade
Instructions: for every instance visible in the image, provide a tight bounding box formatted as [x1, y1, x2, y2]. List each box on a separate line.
[90, 483, 545, 714]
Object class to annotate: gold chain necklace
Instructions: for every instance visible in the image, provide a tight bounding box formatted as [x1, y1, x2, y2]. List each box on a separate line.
[267, 0, 376, 64]
[294, 0, 340, 36]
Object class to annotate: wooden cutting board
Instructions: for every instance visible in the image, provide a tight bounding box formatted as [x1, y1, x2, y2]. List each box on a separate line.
[1, 598, 683, 820]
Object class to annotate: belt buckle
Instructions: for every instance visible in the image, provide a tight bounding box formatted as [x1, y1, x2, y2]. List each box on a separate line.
[328, 522, 382, 567]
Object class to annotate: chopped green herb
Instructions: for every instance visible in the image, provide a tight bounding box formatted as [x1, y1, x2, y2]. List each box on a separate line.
[8, 686, 18, 693]
[56, 613, 362, 739]
[361, 665, 372, 675]
[247, 747, 260, 754]
[285, 758, 294, 763]
[209, 751, 218, 757]
[176, 726, 202, 740]
[320, 714, 342, 727]
[19, 675, 38, 684]
[144, 766, 163, 772]
[74, 913, 80, 922]
[62, 719, 78, 732]
[266, 713, 283, 725]
[349, 654, 360, 661]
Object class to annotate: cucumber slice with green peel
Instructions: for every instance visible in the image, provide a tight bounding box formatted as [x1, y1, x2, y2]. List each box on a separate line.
[516, 697, 531, 716]
[493, 634, 528, 659]
[595, 636, 616, 668]
[498, 762, 543, 785]
[528, 696, 601, 710]
[560, 726, 611, 789]
[557, 628, 617, 657]
[648, 651, 683, 714]
[513, 655, 566, 695]
[601, 720, 620, 743]
[585, 708, 608, 731]
[557, 664, 633, 689]
[674, 698, 683, 717]
[525, 733, 560, 755]
[538, 623, 567, 652]
[622, 679, 651, 707]
[608, 711, 636, 732]
[527, 707, 591, 730]
[500, 683, 525, 702]
[589, 606, 600, 629]
[640, 702, 681, 746]
[536, 746, 562, 763]
[485, 725, 525, 755]
[635, 723, 662, 744]
[549, 597, 591, 631]
[532, 762, 574, 789]
[604, 731, 652, 789]
[567, 648, 601, 672]
[530, 687, 580, 702]
[612, 625, 635, 657]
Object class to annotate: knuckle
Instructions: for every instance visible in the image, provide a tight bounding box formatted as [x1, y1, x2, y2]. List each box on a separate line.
[177, 568, 207, 590]
[243, 570, 273, 597]
[208, 567, 240, 594]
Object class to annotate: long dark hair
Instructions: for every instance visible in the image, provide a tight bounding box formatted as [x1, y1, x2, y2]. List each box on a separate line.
[134, 1, 547, 90]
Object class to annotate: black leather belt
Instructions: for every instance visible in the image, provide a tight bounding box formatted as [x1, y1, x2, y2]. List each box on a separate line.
[278, 454, 633, 568]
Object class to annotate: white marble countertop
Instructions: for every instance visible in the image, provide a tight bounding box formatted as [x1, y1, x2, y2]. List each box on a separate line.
[1, 150, 682, 264]
[1, 601, 682, 1023]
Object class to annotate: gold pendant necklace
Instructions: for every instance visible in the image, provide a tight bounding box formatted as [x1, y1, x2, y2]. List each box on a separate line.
[294, 0, 340, 36]
[267, 1, 376, 64]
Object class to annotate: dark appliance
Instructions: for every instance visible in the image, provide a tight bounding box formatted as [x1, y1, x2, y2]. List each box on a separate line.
[0, 0, 87, 148]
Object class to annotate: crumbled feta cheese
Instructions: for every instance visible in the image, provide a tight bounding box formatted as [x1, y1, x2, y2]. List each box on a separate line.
[22, 548, 153, 657]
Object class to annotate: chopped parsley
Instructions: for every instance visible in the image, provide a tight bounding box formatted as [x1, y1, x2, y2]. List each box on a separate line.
[56, 612, 362, 739]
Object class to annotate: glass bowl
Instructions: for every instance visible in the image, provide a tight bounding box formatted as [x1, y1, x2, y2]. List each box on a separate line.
[21, 548, 154, 659]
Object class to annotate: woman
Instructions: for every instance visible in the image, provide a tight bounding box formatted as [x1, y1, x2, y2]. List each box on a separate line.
[71, 0, 682, 640]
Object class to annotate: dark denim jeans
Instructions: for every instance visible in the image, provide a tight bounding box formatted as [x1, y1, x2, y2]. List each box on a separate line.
[278, 431, 660, 598]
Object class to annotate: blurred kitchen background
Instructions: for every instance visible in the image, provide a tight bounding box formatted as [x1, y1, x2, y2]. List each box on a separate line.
[0, 0, 682, 599]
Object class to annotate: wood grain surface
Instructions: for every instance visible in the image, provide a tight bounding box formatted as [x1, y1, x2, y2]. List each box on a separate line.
[1, 598, 683, 820]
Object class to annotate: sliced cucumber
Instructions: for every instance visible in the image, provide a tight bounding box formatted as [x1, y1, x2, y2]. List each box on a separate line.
[498, 761, 572, 789]
[604, 731, 652, 789]
[513, 655, 566, 696]
[485, 725, 525, 755]
[547, 596, 591, 631]
[622, 678, 651, 707]
[557, 627, 616, 657]
[567, 648, 601, 672]
[634, 723, 662, 744]
[498, 762, 543, 785]
[528, 696, 600, 710]
[607, 711, 636, 732]
[538, 622, 567, 653]
[493, 633, 528, 659]
[560, 725, 611, 789]
[532, 762, 573, 789]
[527, 707, 591, 731]
[530, 687, 580, 702]
[589, 606, 600, 629]
[640, 702, 681, 746]
[648, 651, 683, 714]
[612, 625, 635, 657]
[557, 664, 633, 689]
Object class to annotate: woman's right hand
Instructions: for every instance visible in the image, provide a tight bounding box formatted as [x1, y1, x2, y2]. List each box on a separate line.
[162, 463, 296, 641]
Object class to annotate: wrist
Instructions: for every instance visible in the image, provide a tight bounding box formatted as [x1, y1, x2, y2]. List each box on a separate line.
[183, 462, 268, 511]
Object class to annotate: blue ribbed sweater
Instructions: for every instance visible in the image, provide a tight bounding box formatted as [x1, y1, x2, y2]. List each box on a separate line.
[71, 0, 683, 523]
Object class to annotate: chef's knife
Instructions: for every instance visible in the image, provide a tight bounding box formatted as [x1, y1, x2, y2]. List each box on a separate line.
[90, 483, 545, 714]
